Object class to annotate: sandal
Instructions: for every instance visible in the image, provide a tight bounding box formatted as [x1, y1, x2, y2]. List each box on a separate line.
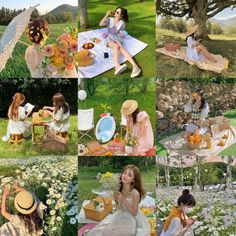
[114, 64, 127, 75]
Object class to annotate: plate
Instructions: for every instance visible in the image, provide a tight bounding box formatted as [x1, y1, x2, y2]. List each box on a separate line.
[82, 42, 94, 50]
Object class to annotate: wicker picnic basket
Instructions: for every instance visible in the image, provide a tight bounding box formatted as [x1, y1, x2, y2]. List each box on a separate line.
[83, 196, 112, 221]
[165, 41, 181, 52]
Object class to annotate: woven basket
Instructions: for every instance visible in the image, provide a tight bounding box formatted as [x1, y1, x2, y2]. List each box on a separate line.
[209, 116, 224, 125]
[219, 118, 230, 132]
[188, 139, 203, 150]
[83, 196, 112, 221]
[165, 42, 181, 52]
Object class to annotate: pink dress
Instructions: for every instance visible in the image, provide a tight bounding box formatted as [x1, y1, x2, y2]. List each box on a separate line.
[126, 111, 154, 154]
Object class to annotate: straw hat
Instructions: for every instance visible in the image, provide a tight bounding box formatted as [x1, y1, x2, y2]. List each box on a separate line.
[121, 100, 138, 115]
[14, 191, 37, 215]
[186, 24, 199, 37]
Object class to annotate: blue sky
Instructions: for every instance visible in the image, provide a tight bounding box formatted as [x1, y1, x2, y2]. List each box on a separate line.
[213, 7, 236, 20]
[0, 0, 77, 14]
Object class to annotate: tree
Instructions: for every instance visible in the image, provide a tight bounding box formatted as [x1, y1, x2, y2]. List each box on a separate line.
[156, 0, 236, 40]
[79, 0, 89, 29]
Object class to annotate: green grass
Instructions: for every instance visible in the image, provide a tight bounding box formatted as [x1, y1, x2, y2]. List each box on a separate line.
[78, 164, 156, 228]
[157, 109, 236, 156]
[78, 78, 156, 145]
[156, 28, 236, 78]
[0, 115, 77, 158]
[0, 23, 77, 78]
[79, 0, 156, 78]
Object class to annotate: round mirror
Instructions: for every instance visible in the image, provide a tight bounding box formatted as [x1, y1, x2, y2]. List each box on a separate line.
[95, 116, 116, 143]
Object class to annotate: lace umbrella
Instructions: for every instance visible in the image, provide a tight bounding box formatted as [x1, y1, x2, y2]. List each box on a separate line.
[0, 4, 39, 72]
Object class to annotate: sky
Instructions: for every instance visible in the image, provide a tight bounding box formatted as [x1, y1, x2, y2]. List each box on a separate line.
[213, 7, 236, 20]
[0, 0, 78, 14]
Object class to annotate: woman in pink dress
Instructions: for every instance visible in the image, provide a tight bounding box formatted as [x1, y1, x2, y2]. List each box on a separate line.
[121, 100, 154, 154]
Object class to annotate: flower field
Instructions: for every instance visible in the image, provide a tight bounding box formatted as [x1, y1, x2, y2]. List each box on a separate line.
[156, 187, 236, 236]
[0, 156, 78, 236]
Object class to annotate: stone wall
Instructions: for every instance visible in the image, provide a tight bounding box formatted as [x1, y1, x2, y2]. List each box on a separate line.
[157, 80, 236, 136]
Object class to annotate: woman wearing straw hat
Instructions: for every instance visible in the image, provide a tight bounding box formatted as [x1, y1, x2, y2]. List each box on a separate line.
[121, 100, 154, 154]
[0, 182, 43, 236]
[186, 24, 217, 63]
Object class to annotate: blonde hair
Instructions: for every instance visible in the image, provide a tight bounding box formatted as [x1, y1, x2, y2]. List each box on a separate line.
[8, 93, 25, 120]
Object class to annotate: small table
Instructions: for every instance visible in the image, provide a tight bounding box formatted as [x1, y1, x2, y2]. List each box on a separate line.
[32, 122, 49, 144]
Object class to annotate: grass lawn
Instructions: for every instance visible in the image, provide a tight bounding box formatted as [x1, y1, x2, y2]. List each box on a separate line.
[78, 78, 156, 145]
[78, 163, 156, 228]
[0, 22, 77, 78]
[157, 109, 236, 157]
[0, 115, 77, 158]
[79, 0, 156, 78]
[156, 28, 236, 78]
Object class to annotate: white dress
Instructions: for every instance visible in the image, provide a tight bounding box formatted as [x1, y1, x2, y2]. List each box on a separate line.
[186, 37, 203, 62]
[49, 108, 70, 132]
[160, 217, 194, 236]
[6, 106, 31, 139]
[87, 193, 150, 236]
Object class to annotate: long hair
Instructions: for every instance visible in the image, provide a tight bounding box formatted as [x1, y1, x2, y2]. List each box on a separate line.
[8, 92, 25, 120]
[119, 165, 145, 202]
[131, 108, 140, 124]
[53, 93, 70, 114]
[192, 89, 207, 111]
[18, 210, 43, 234]
[185, 33, 195, 41]
[116, 7, 129, 22]
[177, 189, 196, 207]
[28, 18, 50, 44]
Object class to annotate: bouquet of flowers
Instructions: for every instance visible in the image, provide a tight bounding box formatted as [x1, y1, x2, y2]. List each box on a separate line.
[42, 26, 78, 77]
[96, 172, 120, 191]
[126, 128, 138, 146]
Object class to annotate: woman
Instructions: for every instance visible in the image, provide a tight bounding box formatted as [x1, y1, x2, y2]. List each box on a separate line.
[186, 24, 217, 63]
[121, 100, 154, 154]
[25, 18, 50, 78]
[183, 89, 209, 139]
[160, 189, 196, 236]
[86, 165, 150, 236]
[99, 7, 141, 78]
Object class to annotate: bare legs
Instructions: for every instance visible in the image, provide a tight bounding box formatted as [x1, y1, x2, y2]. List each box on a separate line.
[196, 45, 217, 63]
[107, 41, 141, 77]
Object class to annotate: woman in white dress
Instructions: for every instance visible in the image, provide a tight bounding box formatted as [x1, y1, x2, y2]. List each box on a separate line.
[160, 189, 196, 236]
[25, 18, 50, 78]
[4, 92, 31, 141]
[99, 7, 141, 78]
[86, 165, 151, 236]
[183, 89, 209, 139]
[43, 93, 70, 135]
[186, 24, 217, 63]
[0, 182, 43, 236]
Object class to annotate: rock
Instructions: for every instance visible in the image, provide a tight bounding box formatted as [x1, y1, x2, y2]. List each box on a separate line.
[157, 110, 164, 119]
[158, 119, 169, 130]
[157, 100, 169, 112]
[168, 106, 174, 112]
[172, 98, 178, 106]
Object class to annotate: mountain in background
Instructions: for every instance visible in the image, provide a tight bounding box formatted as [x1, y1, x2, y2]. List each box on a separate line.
[211, 16, 236, 28]
[44, 4, 77, 16]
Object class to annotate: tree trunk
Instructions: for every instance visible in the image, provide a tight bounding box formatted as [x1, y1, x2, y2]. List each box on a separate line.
[79, 0, 89, 29]
[191, 0, 210, 40]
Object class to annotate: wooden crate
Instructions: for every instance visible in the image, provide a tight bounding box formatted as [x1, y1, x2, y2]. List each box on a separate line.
[83, 196, 112, 221]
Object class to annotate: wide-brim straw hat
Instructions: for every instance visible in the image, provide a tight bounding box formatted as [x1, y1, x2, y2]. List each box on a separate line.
[186, 24, 199, 37]
[121, 100, 138, 115]
[14, 191, 37, 215]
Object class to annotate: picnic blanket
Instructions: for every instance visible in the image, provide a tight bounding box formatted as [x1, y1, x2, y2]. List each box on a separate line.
[78, 28, 148, 78]
[159, 126, 236, 156]
[156, 46, 229, 74]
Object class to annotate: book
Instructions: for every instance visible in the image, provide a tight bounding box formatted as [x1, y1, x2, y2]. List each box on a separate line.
[23, 103, 35, 114]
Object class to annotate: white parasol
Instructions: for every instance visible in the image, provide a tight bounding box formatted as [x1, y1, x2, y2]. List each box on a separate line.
[0, 4, 39, 72]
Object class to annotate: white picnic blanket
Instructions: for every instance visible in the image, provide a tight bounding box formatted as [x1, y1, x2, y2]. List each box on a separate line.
[159, 126, 236, 156]
[78, 195, 155, 224]
[156, 46, 229, 74]
[78, 28, 148, 78]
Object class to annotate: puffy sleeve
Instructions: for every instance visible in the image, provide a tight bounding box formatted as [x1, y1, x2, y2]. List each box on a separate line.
[137, 111, 149, 123]
[10, 214, 22, 225]
[19, 106, 27, 120]
[200, 103, 209, 120]
[53, 108, 64, 122]
[183, 101, 192, 113]
[25, 46, 39, 71]
[166, 217, 184, 236]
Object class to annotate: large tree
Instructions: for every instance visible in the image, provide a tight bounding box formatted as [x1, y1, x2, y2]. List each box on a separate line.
[79, 0, 89, 29]
[156, 0, 236, 39]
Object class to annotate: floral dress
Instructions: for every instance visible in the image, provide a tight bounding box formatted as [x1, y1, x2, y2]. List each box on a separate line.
[87, 190, 150, 236]
[103, 17, 126, 46]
